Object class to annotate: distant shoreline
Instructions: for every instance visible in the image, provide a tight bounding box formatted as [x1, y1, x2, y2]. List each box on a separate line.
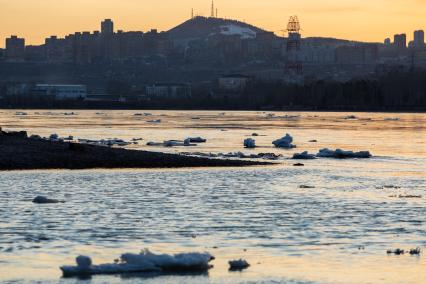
[1, 106, 425, 113]
[0, 131, 269, 171]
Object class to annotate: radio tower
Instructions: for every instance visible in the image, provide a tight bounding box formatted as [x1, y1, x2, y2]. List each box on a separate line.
[211, 0, 215, 18]
[286, 16, 303, 77]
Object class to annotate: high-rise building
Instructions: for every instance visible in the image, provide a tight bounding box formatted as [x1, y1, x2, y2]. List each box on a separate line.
[414, 30, 425, 48]
[384, 38, 391, 45]
[393, 34, 406, 49]
[5, 35, 25, 61]
[101, 19, 114, 36]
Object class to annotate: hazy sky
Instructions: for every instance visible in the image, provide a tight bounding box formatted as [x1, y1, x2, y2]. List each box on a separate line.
[1, 0, 425, 47]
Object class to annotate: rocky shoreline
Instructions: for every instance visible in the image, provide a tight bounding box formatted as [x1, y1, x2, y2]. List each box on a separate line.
[0, 130, 269, 170]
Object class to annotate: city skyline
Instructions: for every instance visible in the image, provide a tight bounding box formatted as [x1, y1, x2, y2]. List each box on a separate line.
[1, 0, 426, 47]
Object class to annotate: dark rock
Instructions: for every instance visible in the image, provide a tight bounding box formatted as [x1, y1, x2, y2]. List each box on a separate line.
[32, 196, 63, 204]
[299, 185, 315, 189]
[409, 248, 421, 255]
[69, 143, 86, 152]
[229, 259, 250, 271]
[1, 131, 28, 138]
[387, 248, 404, 255]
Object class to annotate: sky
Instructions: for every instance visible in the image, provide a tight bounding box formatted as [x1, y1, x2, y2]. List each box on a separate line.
[0, 0, 425, 47]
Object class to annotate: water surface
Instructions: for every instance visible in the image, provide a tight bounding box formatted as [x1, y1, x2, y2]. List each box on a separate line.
[0, 110, 425, 283]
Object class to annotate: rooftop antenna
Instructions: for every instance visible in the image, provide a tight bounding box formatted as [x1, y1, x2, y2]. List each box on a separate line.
[216, 8, 218, 18]
[211, 0, 215, 18]
[191, 8, 194, 19]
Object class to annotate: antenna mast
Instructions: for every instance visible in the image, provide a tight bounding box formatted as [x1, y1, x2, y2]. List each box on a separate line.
[211, 0, 215, 18]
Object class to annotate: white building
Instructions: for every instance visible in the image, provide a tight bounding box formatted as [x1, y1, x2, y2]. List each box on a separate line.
[33, 84, 87, 100]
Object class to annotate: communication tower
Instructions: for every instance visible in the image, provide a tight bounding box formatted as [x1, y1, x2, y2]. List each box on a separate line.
[285, 16, 303, 76]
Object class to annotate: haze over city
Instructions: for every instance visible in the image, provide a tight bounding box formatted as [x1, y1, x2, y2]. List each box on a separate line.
[1, 0, 426, 47]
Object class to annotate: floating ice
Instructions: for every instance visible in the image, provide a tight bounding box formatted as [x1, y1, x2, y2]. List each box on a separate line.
[316, 148, 372, 159]
[187, 137, 207, 143]
[228, 259, 250, 271]
[385, 117, 400, 121]
[293, 151, 316, 159]
[273, 133, 296, 148]
[147, 140, 197, 147]
[344, 115, 357, 120]
[60, 250, 214, 277]
[77, 138, 132, 147]
[244, 138, 256, 149]
[180, 151, 282, 160]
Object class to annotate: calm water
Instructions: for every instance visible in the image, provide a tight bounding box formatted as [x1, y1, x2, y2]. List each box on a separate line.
[0, 110, 425, 283]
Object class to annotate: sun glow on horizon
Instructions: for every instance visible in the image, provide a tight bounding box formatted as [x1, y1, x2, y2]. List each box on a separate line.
[0, 0, 425, 47]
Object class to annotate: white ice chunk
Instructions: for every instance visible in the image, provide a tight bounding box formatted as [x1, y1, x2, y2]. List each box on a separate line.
[61, 250, 214, 277]
[316, 148, 372, 159]
[244, 138, 256, 148]
[272, 133, 296, 148]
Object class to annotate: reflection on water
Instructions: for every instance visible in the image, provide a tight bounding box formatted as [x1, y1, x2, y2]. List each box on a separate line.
[0, 110, 425, 283]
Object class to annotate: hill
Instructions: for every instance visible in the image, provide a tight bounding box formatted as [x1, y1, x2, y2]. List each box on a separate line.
[167, 16, 271, 46]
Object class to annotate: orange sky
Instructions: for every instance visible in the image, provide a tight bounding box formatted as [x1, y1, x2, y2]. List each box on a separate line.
[1, 0, 425, 47]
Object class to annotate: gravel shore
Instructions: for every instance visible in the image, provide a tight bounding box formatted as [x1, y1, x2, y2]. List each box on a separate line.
[0, 131, 269, 170]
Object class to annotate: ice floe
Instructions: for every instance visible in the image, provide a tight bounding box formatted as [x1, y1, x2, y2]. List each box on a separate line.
[244, 138, 256, 149]
[60, 250, 214, 277]
[78, 138, 132, 147]
[384, 117, 400, 121]
[181, 152, 282, 160]
[292, 151, 316, 160]
[273, 133, 296, 148]
[187, 137, 207, 143]
[316, 148, 372, 159]
[344, 115, 357, 120]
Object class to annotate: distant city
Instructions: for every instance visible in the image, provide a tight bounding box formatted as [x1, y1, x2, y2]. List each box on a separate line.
[0, 5, 425, 108]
